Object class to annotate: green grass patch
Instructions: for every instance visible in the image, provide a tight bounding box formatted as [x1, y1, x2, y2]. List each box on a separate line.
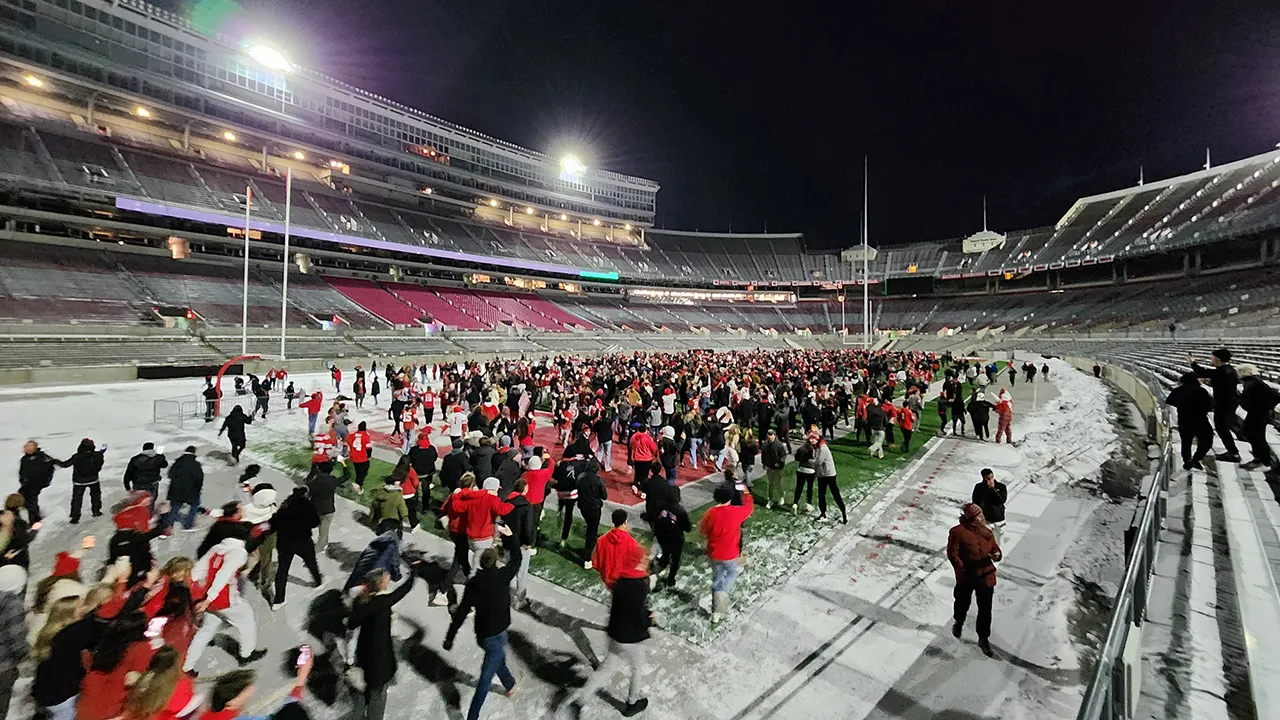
[258, 400, 945, 644]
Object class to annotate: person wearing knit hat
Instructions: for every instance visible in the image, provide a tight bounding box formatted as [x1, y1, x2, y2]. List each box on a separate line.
[1238, 364, 1280, 471]
[1188, 347, 1242, 462]
[947, 502, 1002, 657]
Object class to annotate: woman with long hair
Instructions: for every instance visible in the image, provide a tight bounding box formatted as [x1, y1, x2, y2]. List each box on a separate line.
[121, 645, 201, 719]
[77, 611, 156, 720]
[31, 596, 79, 665]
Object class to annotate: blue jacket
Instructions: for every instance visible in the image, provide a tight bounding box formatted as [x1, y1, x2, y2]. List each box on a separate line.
[344, 532, 402, 591]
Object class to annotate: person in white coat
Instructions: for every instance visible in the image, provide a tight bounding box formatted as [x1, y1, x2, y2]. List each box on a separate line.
[184, 530, 264, 671]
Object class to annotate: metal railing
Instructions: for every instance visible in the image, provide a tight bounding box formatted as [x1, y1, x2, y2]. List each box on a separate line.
[1076, 412, 1174, 720]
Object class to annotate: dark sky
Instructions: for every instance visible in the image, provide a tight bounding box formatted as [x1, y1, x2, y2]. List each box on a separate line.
[223, 0, 1280, 249]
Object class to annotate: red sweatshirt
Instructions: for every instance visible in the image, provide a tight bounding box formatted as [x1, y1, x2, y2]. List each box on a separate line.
[629, 431, 657, 463]
[459, 489, 514, 540]
[299, 394, 323, 415]
[700, 492, 755, 561]
[522, 465, 554, 505]
[592, 528, 641, 589]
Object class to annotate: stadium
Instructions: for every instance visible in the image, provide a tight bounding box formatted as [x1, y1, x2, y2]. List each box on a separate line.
[0, 1, 1276, 720]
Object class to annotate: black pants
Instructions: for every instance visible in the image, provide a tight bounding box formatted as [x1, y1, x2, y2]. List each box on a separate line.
[405, 494, 420, 530]
[817, 475, 845, 521]
[971, 417, 988, 440]
[793, 472, 815, 506]
[632, 461, 651, 491]
[229, 436, 246, 462]
[275, 541, 322, 603]
[952, 412, 966, 434]
[822, 424, 836, 441]
[19, 485, 43, 523]
[70, 482, 102, 522]
[353, 461, 371, 488]
[654, 535, 684, 585]
[559, 497, 578, 541]
[205, 399, 216, 421]
[450, 531, 471, 582]
[581, 506, 602, 562]
[885, 424, 895, 445]
[1214, 409, 1240, 455]
[1243, 416, 1273, 466]
[254, 396, 269, 418]
[1179, 421, 1213, 464]
[954, 580, 994, 640]
[390, 401, 404, 433]
[901, 429, 913, 453]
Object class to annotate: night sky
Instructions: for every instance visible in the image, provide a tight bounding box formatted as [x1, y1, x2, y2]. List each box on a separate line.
[218, 0, 1280, 249]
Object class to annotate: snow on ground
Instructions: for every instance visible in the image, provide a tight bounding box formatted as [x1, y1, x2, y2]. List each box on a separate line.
[3, 359, 1134, 719]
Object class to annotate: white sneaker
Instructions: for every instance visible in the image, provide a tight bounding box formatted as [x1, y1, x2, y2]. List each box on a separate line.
[529, 548, 538, 556]
[711, 613, 724, 625]
[583, 561, 593, 570]
[766, 501, 773, 510]
[430, 594, 448, 607]
[791, 503, 798, 516]
[804, 503, 813, 514]
[269, 601, 285, 612]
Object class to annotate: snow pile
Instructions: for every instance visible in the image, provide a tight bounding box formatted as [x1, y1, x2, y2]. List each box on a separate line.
[1017, 358, 1119, 492]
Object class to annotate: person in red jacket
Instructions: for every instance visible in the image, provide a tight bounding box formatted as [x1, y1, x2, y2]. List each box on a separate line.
[299, 392, 323, 435]
[441, 473, 477, 596]
[898, 404, 917, 453]
[330, 364, 342, 393]
[628, 430, 657, 499]
[699, 483, 754, 624]
[592, 509, 642, 589]
[457, 477, 513, 573]
[947, 503, 1002, 657]
[993, 388, 1014, 444]
[521, 455, 553, 547]
[348, 421, 372, 490]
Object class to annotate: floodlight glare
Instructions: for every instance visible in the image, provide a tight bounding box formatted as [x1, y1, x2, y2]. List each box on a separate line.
[292, 150, 306, 160]
[134, 106, 152, 118]
[489, 199, 499, 208]
[246, 44, 292, 72]
[559, 214, 568, 221]
[561, 155, 586, 175]
[23, 74, 43, 88]
[223, 131, 237, 142]
[525, 207, 535, 215]
[592, 218, 601, 226]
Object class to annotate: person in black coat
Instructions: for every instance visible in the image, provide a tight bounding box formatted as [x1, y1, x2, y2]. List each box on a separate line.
[1238, 365, 1280, 471]
[18, 441, 59, 524]
[471, 436, 497, 481]
[650, 482, 691, 589]
[59, 438, 105, 524]
[408, 438, 439, 491]
[971, 468, 1008, 541]
[219, 405, 254, 463]
[576, 459, 609, 568]
[1189, 348, 1241, 462]
[967, 392, 993, 441]
[270, 487, 323, 609]
[502, 479, 535, 605]
[123, 442, 168, 511]
[439, 440, 471, 492]
[494, 446, 523, 495]
[443, 548, 522, 720]
[165, 446, 204, 531]
[1166, 372, 1215, 470]
[350, 567, 418, 720]
[307, 467, 343, 551]
[570, 544, 652, 716]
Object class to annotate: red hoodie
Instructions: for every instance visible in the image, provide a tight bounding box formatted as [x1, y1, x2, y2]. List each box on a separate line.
[458, 489, 514, 540]
[441, 490, 468, 535]
[700, 492, 755, 561]
[400, 467, 420, 499]
[522, 464, 554, 505]
[299, 393, 323, 416]
[629, 431, 657, 463]
[592, 528, 641, 589]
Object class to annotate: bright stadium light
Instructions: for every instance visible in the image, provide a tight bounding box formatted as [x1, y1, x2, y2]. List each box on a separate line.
[292, 150, 306, 160]
[525, 206, 535, 215]
[246, 43, 292, 72]
[23, 74, 44, 88]
[559, 214, 568, 221]
[489, 199, 499, 208]
[592, 218, 601, 226]
[624, 223, 632, 231]
[134, 106, 152, 118]
[561, 155, 587, 175]
[223, 131, 237, 142]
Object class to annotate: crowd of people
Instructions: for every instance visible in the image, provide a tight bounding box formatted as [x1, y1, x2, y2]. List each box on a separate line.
[7, 346, 1048, 720]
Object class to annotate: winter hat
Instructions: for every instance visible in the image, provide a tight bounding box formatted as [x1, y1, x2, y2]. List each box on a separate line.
[483, 477, 500, 492]
[52, 552, 81, 578]
[976, 392, 986, 402]
[1238, 364, 1258, 378]
[961, 502, 984, 521]
[1212, 348, 1232, 362]
[1179, 372, 1199, 386]
[0, 565, 26, 594]
[142, 442, 155, 451]
[527, 456, 543, 471]
[417, 434, 433, 449]
[451, 439, 464, 450]
[661, 426, 675, 440]
[807, 430, 822, 444]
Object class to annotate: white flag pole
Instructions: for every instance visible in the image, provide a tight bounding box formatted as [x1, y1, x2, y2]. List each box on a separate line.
[280, 168, 292, 360]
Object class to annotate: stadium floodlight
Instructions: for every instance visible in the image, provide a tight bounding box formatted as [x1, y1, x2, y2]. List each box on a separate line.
[525, 206, 535, 215]
[561, 155, 587, 175]
[292, 150, 306, 160]
[23, 74, 44, 88]
[489, 199, 499, 208]
[246, 43, 292, 72]
[223, 131, 237, 142]
[624, 224, 632, 231]
[592, 218, 601, 226]
[559, 214, 568, 221]
[134, 106, 152, 118]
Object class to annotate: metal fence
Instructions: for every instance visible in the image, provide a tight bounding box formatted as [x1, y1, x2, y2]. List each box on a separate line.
[1076, 414, 1174, 720]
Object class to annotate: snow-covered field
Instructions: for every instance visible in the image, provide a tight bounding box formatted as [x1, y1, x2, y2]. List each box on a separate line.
[4, 358, 1133, 719]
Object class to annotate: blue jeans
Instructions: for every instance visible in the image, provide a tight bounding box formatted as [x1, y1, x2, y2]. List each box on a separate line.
[308, 413, 318, 434]
[687, 438, 701, 466]
[711, 558, 741, 594]
[469, 631, 515, 720]
[666, 465, 677, 485]
[166, 497, 200, 530]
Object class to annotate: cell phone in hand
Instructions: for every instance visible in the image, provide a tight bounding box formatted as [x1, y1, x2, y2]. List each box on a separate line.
[82, 535, 96, 550]
[297, 645, 312, 666]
